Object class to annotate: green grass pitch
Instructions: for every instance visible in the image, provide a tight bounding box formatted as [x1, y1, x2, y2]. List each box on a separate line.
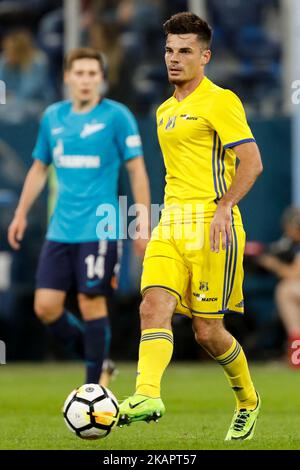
[0, 362, 299, 450]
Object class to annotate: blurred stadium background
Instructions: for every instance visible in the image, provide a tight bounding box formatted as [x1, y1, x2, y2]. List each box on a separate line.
[0, 0, 298, 365]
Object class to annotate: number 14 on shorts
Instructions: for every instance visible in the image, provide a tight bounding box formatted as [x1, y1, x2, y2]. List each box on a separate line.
[85, 254, 105, 279]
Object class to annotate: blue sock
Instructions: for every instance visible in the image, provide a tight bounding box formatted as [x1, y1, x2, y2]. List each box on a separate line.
[48, 310, 84, 355]
[84, 317, 111, 384]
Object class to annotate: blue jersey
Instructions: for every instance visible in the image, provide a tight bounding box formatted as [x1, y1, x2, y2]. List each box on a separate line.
[32, 99, 143, 242]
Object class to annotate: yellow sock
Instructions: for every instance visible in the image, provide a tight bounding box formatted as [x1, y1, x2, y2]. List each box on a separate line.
[215, 338, 257, 410]
[135, 328, 173, 398]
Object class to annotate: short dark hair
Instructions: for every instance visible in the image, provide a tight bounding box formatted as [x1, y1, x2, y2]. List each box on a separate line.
[64, 47, 105, 71]
[163, 12, 212, 48]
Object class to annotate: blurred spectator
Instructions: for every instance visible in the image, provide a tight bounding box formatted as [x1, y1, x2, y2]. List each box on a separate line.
[258, 207, 300, 368]
[37, 7, 63, 97]
[206, 0, 281, 116]
[0, 0, 62, 36]
[163, 0, 188, 17]
[117, 0, 163, 58]
[0, 29, 54, 122]
[88, 21, 124, 98]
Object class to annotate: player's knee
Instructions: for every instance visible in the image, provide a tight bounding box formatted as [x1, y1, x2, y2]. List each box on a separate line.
[34, 303, 50, 323]
[139, 296, 157, 323]
[194, 328, 214, 347]
[78, 294, 107, 321]
[139, 291, 175, 327]
[80, 308, 107, 321]
[276, 281, 300, 316]
[275, 280, 296, 302]
[78, 294, 92, 313]
[193, 320, 220, 347]
[34, 299, 61, 324]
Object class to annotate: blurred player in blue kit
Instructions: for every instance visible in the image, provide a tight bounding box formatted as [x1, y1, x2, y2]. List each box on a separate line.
[8, 48, 150, 386]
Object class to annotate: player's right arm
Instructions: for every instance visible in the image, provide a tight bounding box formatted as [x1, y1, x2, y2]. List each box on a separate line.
[8, 159, 49, 250]
[8, 107, 53, 250]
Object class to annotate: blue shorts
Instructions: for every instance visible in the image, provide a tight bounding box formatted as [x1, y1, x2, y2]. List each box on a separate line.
[36, 240, 121, 296]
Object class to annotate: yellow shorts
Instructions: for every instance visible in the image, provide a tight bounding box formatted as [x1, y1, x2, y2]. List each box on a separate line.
[141, 221, 246, 319]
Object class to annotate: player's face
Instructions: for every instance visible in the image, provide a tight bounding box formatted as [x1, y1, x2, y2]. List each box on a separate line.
[65, 58, 103, 104]
[165, 34, 211, 85]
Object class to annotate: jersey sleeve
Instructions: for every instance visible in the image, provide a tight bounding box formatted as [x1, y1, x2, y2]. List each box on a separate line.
[32, 111, 52, 165]
[115, 105, 143, 161]
[208, 90, 255, 149]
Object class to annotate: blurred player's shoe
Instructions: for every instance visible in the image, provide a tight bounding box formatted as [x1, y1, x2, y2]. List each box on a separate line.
[118, 394, 165, 426]
[225, 392, 261, 441]
[102, 359, 118, 379]
[99, 359, 119, 388]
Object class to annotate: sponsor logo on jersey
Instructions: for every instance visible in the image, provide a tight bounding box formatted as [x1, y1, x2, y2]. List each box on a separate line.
[126, 135, 141, 148]
[53, 139, 64, 159]
[235, 300, 244, 308]
[192, 293, 217, 302]
[55, 155, 101, 168]
[80, 122, 106, 138]
[180, 114, 199, 120]
[53, 139, 101, 168]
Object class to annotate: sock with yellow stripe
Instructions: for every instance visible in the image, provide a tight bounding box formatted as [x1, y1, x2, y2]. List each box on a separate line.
[214, 338, 257, 410]
[135, 328, 173, 398]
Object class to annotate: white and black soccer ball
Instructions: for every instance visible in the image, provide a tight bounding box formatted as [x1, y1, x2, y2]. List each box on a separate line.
[63, 384, 119, 439]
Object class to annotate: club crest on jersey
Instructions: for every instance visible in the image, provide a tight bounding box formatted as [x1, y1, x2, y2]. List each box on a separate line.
[199, 281, 209, 292]
[80, 122, 106, 138]
[165, 116, 177, 130]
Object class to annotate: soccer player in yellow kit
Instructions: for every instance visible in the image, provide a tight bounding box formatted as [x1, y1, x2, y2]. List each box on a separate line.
[119, 12, 263, 440]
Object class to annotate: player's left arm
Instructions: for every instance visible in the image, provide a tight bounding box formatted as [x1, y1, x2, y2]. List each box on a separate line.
[258, 253, 300, 279]
[126, 156, 151, 258]
[210, 141, 263, 252]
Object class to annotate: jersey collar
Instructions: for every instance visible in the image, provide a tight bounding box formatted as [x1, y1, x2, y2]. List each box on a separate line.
[172, 76, 210, 103]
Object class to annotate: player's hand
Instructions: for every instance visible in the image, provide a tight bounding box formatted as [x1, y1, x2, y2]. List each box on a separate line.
[133, 238, 149, 259]
[7, 214, 27, 250]
[210, 202, 232, 252]
[257, 254, 278, 270]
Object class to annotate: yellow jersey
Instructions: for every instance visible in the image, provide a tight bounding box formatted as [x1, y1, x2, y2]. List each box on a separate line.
[156, 76, 255, 225]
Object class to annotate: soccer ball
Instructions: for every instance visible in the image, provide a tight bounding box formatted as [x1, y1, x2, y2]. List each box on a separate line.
[63, 384, 119, 439]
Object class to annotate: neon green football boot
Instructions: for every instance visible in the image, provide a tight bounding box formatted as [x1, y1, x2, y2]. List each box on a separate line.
[118, 394, 165, 426]
[225, 392, 261, 441]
